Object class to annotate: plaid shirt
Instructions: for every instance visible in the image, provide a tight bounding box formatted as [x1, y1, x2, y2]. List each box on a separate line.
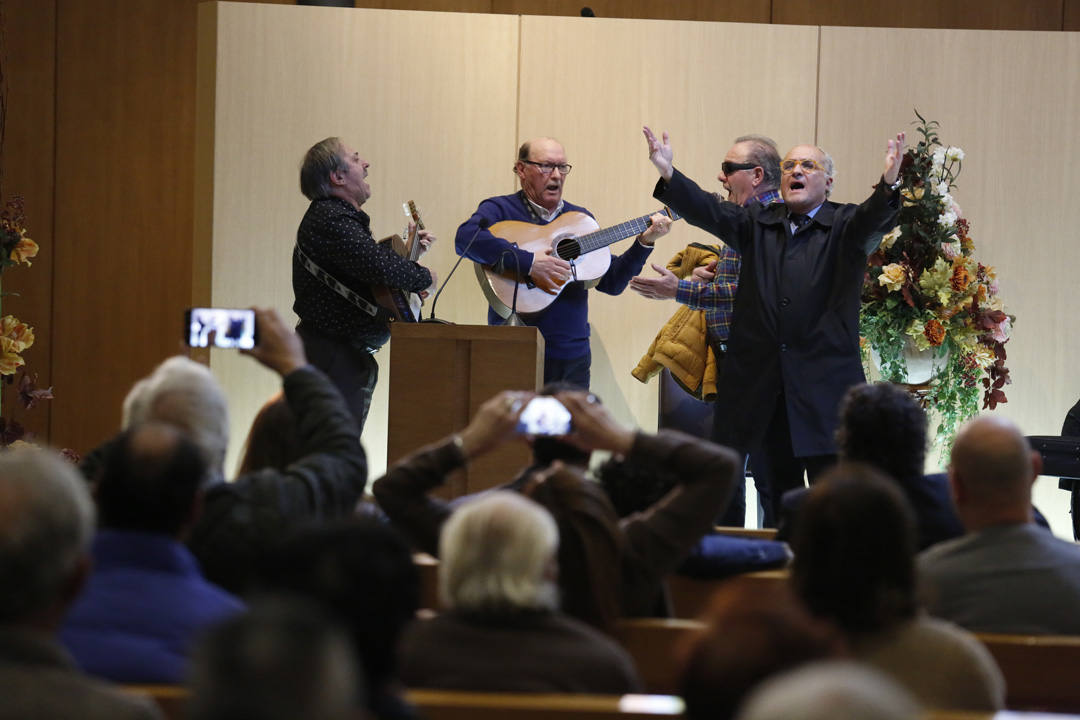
[674, 188, 781, 349]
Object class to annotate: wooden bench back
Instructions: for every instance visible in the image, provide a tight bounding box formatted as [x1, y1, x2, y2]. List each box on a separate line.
[406, 690, 684, 719]
[975, 632, 1080, 712]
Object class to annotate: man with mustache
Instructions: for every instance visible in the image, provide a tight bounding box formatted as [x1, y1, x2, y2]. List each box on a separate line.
[455, 137, 671, 388]
[643, 126, 904, 519]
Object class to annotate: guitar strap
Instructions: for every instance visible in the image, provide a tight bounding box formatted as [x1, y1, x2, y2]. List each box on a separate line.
[294, 243, 392, 323]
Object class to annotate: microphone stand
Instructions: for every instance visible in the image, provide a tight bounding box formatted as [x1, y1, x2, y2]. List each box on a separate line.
[423, 218, 489, 324]
[498, 249, 527, 327]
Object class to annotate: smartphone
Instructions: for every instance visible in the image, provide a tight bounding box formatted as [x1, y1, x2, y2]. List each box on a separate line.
[516, 396, 572, 436]
[185, 308, 257, 349]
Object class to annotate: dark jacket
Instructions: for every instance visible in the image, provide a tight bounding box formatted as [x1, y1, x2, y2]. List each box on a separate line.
[655, 170, 900, 456]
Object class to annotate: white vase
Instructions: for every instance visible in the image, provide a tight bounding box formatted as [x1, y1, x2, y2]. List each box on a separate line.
[870, 340, 950, 384]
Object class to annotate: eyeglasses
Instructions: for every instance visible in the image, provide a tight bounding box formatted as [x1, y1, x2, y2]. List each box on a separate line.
[781, 158, 827, 174]
[721, 161, 758, 176]
[522, 160, 572, 175]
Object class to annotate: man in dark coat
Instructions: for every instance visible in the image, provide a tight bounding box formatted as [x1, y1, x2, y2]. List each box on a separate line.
[642, 126, 904, 518]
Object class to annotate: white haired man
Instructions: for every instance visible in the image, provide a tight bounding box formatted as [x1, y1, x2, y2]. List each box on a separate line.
[398, 491, 641, 693]
[81, 307, 367, 595]
[643, 126, 905, 519]
[0, 448, 161, 720]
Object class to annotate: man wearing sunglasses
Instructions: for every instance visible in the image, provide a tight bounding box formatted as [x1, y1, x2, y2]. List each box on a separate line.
[642, 126, 904, 520]
[455, 137, 670, 388]
[631, 134, 782, 527]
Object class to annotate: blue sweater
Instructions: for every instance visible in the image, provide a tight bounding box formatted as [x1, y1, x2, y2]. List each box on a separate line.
[455, 193, 653, 360]
[61, 530, 245, 683]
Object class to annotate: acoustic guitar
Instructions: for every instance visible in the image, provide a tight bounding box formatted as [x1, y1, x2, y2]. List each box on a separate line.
[374, 201, 431, 322]
[474, 207, 682, 318]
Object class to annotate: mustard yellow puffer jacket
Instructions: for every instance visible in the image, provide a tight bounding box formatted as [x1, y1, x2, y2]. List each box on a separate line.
[632, 243, 723, 401]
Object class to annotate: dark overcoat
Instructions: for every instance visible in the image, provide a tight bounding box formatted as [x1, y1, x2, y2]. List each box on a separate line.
[655, 169, 899, 456]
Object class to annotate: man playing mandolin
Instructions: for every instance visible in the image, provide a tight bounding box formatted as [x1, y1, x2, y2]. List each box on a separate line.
[293, 137, 437, 432]
[455, 137, 671, 388]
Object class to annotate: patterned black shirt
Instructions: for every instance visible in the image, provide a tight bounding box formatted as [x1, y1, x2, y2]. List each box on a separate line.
[293, 197, 432, 350]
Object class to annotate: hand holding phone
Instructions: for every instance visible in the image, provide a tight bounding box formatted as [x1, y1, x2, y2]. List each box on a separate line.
[185, 308, 257, 349]
[516, 396, 572, 436]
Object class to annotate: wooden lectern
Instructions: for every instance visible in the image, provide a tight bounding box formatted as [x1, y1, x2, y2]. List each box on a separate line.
[387, 323, 544, 498]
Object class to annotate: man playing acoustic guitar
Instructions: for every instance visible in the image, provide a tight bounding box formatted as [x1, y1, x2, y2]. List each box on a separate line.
[293, 137, 437, 432]
[455, 137, 671, 388]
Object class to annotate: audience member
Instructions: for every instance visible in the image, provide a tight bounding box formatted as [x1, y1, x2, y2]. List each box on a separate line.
[187, 599, 362, 720]
[261, 518, 421, 720]
[919, 415, 1080, 634]
[374, 388, 738, 630]
[780, 383, 1049, 547]
[237, 393, 300, 474]
[735, 661, 922, 720]
[398, 491, 641, 693]
[81, 307, 367, 595]
[678, 579, 842, 720]
[791, 463, 1004, 711]
[596, 456, 789, 578]
[0, 448, 161, 720]
[61, 424, 244, 683]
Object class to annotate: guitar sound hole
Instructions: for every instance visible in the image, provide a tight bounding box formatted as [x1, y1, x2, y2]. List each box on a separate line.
[556, 237, 582, 260]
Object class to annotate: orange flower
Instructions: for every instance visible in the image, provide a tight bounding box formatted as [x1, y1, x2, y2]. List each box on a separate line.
[950, 263, 972, 293]
[923, 318, 946, 346]
[10, 234, 38, 266]
[0, 315, 35, 354]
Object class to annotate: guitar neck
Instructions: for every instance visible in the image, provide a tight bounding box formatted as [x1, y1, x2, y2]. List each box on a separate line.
[572, 208, 683, 256]
[404, 200, 425, 262]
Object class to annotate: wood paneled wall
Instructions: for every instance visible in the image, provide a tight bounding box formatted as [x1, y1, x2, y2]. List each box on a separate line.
[0, 1, 56, 443]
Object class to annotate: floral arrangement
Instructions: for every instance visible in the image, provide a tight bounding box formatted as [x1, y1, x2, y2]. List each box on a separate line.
[0, 195, 54, 446]
[860, 112, 1013, 446]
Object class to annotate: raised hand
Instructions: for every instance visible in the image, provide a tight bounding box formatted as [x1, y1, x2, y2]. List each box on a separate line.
[458, 390, 533, 459]
[241, 307, 307, 376]
[883, 131, 906, 185]
[629, 263, 679, 300]
[643, 126, 674, 181]
[530, 250, 573, 294]
[556, 391, 635, 455]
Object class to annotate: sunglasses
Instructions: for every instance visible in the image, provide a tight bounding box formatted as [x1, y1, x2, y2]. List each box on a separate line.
[721, 161, 758, 175]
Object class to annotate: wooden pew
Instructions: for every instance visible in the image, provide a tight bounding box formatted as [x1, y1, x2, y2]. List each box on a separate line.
[713, 525, 778, 540]
[975, 632, 1080, 712]
[406, 690, 685, 719]
[122, 685, 187, 720]
[665, 569, 790, 619]
[613, 618, 706, 694]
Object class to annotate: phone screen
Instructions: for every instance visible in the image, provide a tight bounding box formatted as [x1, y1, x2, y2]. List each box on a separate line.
[185, 308, 257, 349]
[516, 397, 572, 436]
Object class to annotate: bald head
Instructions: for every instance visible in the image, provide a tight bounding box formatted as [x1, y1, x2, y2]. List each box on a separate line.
[949, 415, 1038, 526]
[515, 137, 568, 212]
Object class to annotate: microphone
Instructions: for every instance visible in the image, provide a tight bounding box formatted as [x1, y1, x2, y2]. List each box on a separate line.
[498, 249, 527, 327]
[425, 217, 489, 323]
[580, 6, 595, 16]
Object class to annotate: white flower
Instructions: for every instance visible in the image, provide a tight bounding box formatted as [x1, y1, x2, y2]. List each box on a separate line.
[932, 146, 947, 170]
[946, 146, 965, 162]
[938, 208, 958, 228]
[941, 241, 961, 260]
[935, 181, 950, 198]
